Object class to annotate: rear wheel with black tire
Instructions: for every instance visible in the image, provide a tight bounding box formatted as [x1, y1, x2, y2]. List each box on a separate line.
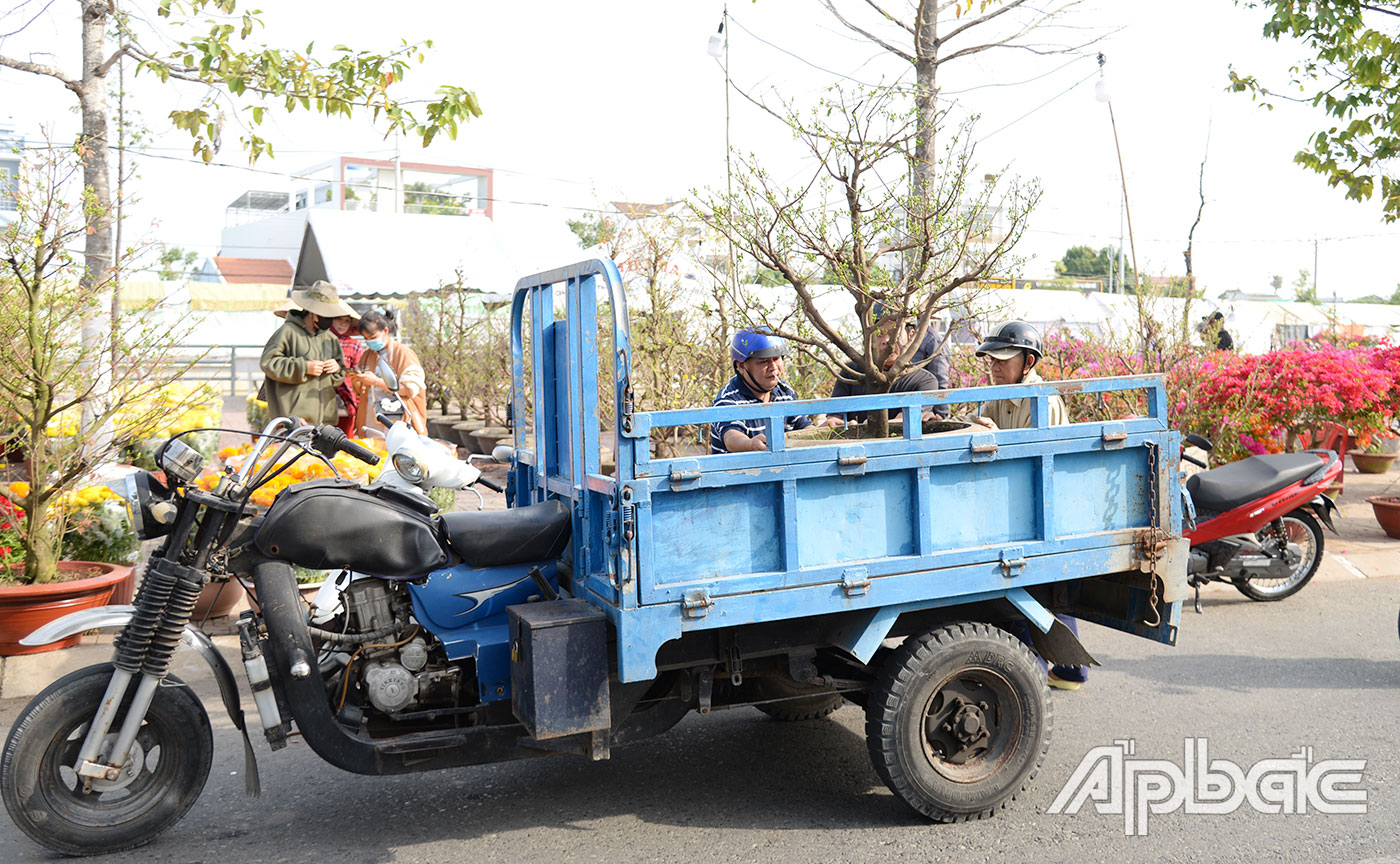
[1, 664, 213, 856]
[1233, 508, 1323, 602]
[866, 622, 1051, 822]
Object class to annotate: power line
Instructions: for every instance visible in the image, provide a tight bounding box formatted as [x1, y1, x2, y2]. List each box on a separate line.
[15, 143, 623, 214]
[978, 69, 1100, 141]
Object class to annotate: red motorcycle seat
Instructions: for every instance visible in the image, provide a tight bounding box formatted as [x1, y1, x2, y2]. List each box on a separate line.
[1185, 452, 1322, 513]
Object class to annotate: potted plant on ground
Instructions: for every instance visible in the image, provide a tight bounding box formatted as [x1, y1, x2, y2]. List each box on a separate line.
[0, 144, 202, 653]
[1366, 495, 1400, 539]
[1349, 432, 1398, 474]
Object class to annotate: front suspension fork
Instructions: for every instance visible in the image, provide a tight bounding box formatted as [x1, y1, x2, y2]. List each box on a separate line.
[73, 557, 209, 782]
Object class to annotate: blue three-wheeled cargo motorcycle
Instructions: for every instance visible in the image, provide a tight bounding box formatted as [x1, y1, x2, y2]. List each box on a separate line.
[1, 259, 1186, 855]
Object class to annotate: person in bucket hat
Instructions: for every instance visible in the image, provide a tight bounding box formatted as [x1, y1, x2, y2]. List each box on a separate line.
[258, 281, 352, 425]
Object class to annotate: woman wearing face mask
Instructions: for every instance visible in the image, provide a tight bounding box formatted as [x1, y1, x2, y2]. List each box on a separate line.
[327, 311, 363, 437]
[350, 308, 428, 435]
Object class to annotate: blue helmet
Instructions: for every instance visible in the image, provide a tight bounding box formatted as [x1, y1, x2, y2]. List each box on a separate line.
[731, 326, 789, 363]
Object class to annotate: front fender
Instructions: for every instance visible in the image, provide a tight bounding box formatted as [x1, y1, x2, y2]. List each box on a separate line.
[21, 605, 261, 795]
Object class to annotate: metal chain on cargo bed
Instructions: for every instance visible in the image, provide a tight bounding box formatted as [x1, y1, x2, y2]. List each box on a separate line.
[1142, 441, 1163, 629]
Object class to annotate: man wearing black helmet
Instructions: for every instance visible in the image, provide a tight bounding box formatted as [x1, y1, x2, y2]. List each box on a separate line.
[973, 321, 1087, 690]
[710, 327, 827, 453]
[972, 320, 1067, 430]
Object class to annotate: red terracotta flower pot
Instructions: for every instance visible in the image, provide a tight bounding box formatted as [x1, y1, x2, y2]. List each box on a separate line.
[1367, 496, 1400, 540]
[108, 563, 139, 606]
[0, 561, 133, 655]
[1349, 450, 1397, 475]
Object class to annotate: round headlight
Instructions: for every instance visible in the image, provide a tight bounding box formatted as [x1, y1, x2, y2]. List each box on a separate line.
[392, 451, 425, 483]
[121, 471, 173, 541]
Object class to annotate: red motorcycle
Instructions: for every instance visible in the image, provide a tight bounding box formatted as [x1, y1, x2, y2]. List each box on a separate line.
[1181, 434, 1342, 611]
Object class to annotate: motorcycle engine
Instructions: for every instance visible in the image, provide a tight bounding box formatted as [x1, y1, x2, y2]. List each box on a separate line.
[336, 579, 460, 716]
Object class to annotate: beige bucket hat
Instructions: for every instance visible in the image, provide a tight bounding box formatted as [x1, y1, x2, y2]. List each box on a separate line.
[271, 297, 299, 319]
[289, 281, 359, 319]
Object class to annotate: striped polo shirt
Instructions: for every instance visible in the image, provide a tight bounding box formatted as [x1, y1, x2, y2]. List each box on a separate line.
[709, 375, 812, 453]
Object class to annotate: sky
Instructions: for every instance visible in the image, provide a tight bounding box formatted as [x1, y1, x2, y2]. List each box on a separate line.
[1, 0, 1397, 300]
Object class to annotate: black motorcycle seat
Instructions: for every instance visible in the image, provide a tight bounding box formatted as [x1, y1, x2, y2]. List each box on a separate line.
[440, 499, 572, 568]
[1186, 452, 1322, 513]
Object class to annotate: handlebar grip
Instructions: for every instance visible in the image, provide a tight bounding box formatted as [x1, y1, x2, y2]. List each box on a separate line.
[478, 477, 503, 493]
[339, 437, 381, 466]
[314, 424, 381, 466]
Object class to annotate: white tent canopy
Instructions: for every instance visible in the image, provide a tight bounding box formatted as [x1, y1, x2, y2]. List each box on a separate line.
[292, 210, 519, 299]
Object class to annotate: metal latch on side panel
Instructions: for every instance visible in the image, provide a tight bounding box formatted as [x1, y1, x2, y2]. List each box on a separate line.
[1101, 421, 1128, 449]
[620, 413, 651, 439]
[682, 589, 713, 619]
[970, 431, 999, 461]
[837, 445, 868, 476]
[999, 546, 1027, 578]
[840, 565, 871, 597]
[669, 460, 701, 490]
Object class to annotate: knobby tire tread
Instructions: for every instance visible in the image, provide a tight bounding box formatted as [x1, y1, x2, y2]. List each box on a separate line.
[865, 622, 1053, 823]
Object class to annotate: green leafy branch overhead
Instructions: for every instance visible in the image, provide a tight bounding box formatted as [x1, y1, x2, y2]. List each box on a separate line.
[1230, 1, 1400, 220]
[121, 0, 483, 162]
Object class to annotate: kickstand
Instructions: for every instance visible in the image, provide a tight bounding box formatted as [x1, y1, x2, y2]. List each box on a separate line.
[1193, 581, 1203, 614]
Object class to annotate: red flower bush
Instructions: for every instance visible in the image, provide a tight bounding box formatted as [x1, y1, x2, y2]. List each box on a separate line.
[1172, 344, 1396, 462]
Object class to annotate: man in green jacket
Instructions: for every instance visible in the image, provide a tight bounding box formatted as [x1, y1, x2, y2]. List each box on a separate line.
[259, 281, 355, 425]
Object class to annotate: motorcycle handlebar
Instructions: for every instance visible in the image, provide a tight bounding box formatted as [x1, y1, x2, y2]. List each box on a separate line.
[477, 477, 504, 493]
[314, 425, 381, 466]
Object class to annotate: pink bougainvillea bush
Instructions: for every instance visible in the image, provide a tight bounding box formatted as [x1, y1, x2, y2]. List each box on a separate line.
[1175, 344, 1396, 462]
[952, 331, 1399, 463]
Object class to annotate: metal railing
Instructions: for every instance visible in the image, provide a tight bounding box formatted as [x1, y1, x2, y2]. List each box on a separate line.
[153, 346, 266, 397]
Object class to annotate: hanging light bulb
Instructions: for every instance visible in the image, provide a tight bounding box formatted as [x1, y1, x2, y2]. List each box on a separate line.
[707, 21, 725, 58]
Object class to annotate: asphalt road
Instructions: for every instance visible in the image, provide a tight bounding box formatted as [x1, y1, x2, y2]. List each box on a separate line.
[2, 576, 1398, 864]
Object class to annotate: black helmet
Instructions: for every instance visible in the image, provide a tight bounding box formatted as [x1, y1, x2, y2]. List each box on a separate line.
[976, 321, 1043, 362]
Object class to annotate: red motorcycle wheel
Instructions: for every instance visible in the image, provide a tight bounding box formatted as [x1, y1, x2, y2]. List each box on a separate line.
[1232, 509, 1323, 602]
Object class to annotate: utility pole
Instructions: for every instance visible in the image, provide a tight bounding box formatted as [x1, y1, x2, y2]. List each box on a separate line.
[1096, 54, 1140, 295]
[723, 5, 735, 295]
[394, 130, 403, 214]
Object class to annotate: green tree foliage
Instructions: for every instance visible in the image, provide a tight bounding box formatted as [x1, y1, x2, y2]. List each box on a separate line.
[1293, 268, 1318, 304]
[1230, 1, 1400, 221]
[1352, 283, 1400, 305]
[1054, 245, 1134, 286]
[566, 213, 620, 249]
[156, 244, 198, 280]
[403, 181, 466, 216]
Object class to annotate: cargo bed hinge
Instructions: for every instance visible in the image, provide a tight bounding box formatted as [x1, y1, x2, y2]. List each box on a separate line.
[669, 460, 701, 490]
[1000, 546, 1027, 578]
[839, 565, 871, 597]
[682, 589, 713, 619]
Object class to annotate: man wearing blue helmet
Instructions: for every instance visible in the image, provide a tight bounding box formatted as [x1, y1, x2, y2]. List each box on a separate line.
[710, 327, 815, 453]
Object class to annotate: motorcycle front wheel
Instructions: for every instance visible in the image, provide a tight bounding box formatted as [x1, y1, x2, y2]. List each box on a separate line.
[1, 663, 213, 857]
[1233, 509, 1324, 602]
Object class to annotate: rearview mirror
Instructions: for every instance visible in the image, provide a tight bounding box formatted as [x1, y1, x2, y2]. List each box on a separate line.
[491, 444, 515, 464]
